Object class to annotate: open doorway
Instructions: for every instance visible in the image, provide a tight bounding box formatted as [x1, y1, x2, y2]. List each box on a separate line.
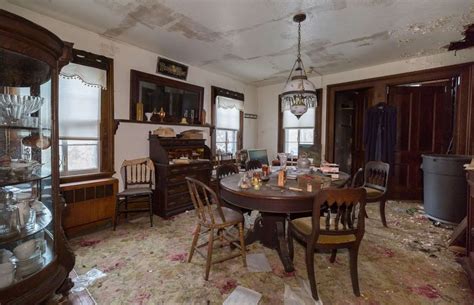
[388, 78, 457, 200]
[333, 88, 370, 176]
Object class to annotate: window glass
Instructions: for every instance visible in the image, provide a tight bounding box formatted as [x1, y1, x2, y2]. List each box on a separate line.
[216, 129, 238, 155]
[284, 128, 314, 156]
[215, 96, 241, 156]
[59, 69, 101, 175]
[300, 129, 314, 143]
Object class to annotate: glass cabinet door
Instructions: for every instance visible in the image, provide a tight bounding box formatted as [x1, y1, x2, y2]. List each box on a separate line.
[0, 48, 55, 288]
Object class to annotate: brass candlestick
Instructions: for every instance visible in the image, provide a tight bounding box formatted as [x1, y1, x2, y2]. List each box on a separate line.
[158, 107, 166, 123]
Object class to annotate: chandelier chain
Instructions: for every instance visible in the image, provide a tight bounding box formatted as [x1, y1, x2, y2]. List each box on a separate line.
[297, 21, 301, 60]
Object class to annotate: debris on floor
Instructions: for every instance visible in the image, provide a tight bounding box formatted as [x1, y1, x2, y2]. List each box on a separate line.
[223, 286, 262, 305]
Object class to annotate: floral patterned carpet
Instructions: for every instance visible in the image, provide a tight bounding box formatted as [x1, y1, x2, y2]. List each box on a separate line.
[57, 201, 472, 305]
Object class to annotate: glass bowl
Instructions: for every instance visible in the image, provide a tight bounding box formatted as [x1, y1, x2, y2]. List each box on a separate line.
[0, 94, 44, 123]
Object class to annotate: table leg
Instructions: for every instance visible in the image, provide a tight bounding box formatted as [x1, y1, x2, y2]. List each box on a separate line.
[244, 215, 263, 246]
[275, 220, 295, 273]
[244, 212, 295, 272]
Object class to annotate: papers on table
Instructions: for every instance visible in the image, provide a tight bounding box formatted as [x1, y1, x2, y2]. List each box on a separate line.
[246, 253, 272, 273]
[223, 286, 262, 305]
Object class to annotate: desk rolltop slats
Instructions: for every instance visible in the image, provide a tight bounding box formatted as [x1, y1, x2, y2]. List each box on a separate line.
[149, 135, 211, 217]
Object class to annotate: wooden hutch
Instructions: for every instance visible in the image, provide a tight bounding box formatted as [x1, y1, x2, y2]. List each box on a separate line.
[149, 135, 211, 217]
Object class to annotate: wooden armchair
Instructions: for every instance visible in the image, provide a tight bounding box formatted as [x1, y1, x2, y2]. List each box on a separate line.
[351, 161, 390, 227]
[245, 159, 262, 171]
[186, 177, 246, 280]
[114, 158, 154, 230]
[288, 188, 367, 301]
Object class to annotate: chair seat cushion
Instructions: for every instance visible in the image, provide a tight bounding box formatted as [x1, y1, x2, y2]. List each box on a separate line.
[364, 187, 383, 199]
[210, 206, 244, 225]
[118, 187, 153, 196]
[291, 217, 356, 244]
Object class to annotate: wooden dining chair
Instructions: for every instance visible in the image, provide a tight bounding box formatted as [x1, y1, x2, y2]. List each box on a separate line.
[351, 161, 390, 227]
[216, 163, 252, 215]
[186, 177, 247, 280]
[245, 159, 262, 171]
[216, 163, 239, 180]
[114, 158, 154, 230]
[288, 187, 367, 301]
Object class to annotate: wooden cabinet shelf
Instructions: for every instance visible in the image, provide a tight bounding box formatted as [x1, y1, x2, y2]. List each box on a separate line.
[114, 119, 214, 134]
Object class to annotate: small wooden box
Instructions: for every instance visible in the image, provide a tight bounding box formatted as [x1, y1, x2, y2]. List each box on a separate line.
[297, 174, 332, 191]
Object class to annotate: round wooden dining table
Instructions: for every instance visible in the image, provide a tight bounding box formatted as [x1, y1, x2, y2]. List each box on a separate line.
[219, 171, 350, 272]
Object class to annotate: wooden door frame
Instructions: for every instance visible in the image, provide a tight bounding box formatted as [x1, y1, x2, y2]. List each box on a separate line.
[325, 62, 474, 162]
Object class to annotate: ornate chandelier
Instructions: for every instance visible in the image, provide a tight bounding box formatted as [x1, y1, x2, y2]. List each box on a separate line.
[281, 13, 317, 119]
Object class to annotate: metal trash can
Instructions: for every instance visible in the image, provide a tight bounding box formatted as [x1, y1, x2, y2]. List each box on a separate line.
[421, 154, 472, 225]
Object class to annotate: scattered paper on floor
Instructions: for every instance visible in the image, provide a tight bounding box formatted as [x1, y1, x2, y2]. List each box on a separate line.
[284, 277, 323, 305]
[223, 286, 262, 305]
[72, 268, 107, 293]
[246, 253, 272, 272]
[128, 216, 148, 223]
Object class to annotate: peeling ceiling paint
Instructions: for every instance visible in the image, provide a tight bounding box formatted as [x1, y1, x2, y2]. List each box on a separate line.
[6, 0, 474, 86]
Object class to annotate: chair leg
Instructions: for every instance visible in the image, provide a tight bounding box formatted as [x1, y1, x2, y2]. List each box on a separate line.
[288, 226, 294, 262]
[148, 194, 153, 227]
[380, 200, 387, 227]
[349, 247, 361, 296]
[205, 228, 215, 281]
[305, 246, 319, 301]
[113, 197, 120, 231]
[188, 223, 201, 263]
[124, 198, 128, 219]
[330, 249, 337, 263]
[238, 222, 247, 267]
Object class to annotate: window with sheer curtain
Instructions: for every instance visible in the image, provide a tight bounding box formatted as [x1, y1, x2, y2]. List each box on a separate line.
[59, 63, 106, 176]
[283, 107, 315, 156]
[215, 96, 243, 155]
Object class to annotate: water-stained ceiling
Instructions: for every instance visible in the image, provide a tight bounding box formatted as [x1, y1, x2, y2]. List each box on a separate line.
[7, 0, 474, 86]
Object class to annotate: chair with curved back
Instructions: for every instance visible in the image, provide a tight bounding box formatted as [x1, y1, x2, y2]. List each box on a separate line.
[186, 177, 247, 280]
[288, 187, 367, 301]
[351, 161, 390, 227]
[245, 159, 262, 171]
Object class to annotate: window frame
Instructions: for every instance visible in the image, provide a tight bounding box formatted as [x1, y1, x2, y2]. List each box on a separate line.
[211, 86, 244, 156]
[278, 89, 322, 155]
[59, 49, 115, 184]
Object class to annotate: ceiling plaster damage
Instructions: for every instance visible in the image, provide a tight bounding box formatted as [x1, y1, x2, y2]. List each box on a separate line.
[6, 0, 474, 85]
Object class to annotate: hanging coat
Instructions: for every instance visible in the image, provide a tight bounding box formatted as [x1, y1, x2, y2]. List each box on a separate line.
[363, 103, 397, 167]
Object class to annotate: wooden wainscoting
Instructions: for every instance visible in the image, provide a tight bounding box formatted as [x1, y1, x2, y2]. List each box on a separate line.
[61, 178, 118, 237]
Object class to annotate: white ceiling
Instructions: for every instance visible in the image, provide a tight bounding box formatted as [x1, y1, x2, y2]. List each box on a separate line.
[7, 0, 474, 86]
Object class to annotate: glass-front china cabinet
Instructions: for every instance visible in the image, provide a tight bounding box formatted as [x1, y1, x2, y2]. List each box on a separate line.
[0, 10, 75, 304]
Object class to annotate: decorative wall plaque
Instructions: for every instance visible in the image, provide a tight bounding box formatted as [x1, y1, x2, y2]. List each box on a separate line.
[244, 113, 258, 119]
[157, 57, 188, 80]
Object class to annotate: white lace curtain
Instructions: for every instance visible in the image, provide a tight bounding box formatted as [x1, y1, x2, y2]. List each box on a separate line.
[60, 63, 107, 89]
[216, 96, 243, 130]
[216, 96, 244, 110]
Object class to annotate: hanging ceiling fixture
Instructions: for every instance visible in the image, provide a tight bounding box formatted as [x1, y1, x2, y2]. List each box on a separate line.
[281, 13, 317, 119]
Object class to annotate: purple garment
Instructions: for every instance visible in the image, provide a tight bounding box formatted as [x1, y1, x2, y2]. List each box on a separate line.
[363, 103, 397, 167]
